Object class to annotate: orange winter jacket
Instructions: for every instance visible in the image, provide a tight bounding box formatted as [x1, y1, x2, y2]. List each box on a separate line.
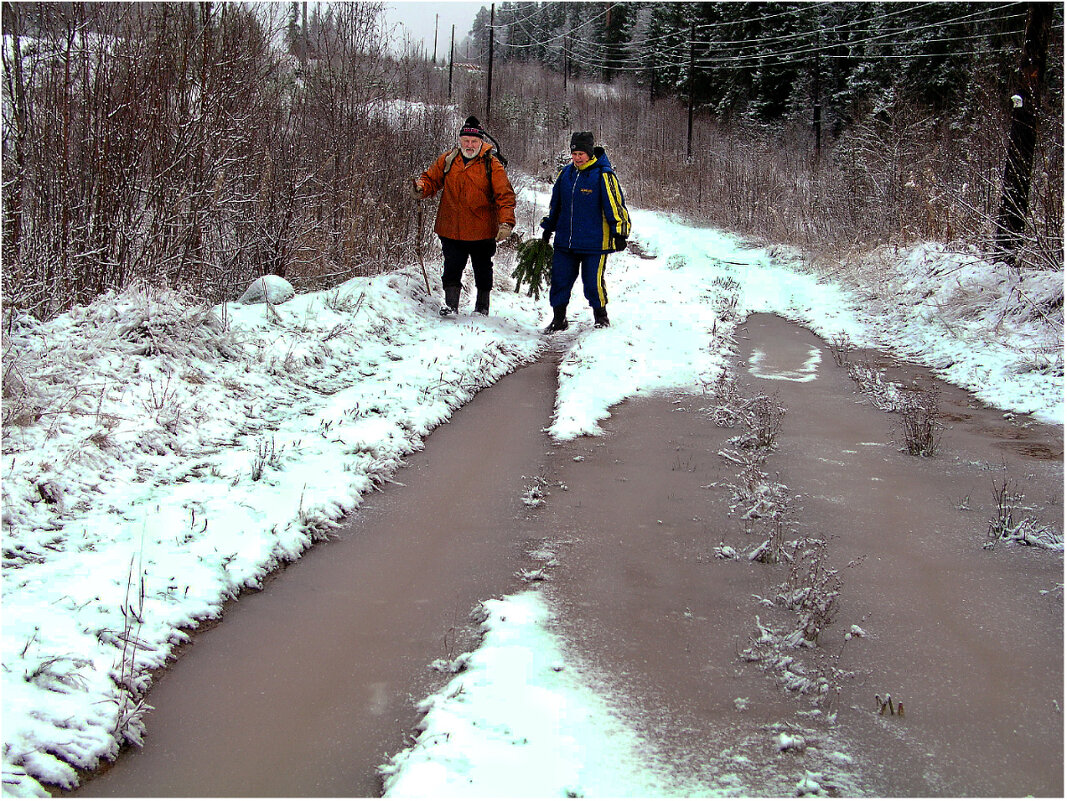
[419, 142, 516, 241]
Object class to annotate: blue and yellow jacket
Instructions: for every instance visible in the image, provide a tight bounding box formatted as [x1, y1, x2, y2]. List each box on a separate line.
[541, 147, 631, 253]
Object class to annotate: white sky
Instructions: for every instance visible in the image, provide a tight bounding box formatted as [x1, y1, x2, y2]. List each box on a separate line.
[383, 1, 484, 58]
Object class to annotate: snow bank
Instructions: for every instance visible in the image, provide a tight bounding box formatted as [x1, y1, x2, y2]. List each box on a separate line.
[846, 243, 1064, 424]
[1, 267, 544, 796]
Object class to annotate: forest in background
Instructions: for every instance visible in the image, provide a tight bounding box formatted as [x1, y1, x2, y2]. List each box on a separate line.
[1, 1, 1063, 322]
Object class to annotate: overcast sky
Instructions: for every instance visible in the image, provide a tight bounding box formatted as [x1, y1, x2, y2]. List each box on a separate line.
[383, 1, 484, 58]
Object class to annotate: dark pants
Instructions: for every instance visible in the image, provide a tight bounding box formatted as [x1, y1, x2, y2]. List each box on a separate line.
[549, 247, 609, 309]
[440, 236, 495, 291]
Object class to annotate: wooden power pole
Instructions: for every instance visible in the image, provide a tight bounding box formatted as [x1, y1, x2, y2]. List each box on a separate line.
[448, 24, 455, 101]
[812, 26, 822, 162]
[432, 14, 438, 64]
[994, 2, 1053, 266]
[687, 21, 695, 159]
[486, 3, 495, 121]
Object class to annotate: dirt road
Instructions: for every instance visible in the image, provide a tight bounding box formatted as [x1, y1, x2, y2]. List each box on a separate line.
[74, 358, 562, 797]
[73, 315, 1063, 797]
[536, 314, 1062, 796]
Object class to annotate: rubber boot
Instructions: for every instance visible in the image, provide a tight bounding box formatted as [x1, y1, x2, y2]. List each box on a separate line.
[474, 289, 491, 315]
[544, 304, 568, 333]
[439, 285, 460, 316]
[593, 306, 610, 328]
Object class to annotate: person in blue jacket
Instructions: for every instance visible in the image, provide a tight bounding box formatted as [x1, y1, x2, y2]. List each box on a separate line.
[540, 131, 631, 331]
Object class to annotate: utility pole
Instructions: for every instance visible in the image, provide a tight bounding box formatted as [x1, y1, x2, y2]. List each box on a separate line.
[432, 14, 438, 64]
[687, 21, 695, 159]
[563, 33, 568, 92]
[448, 24, 455, 100]
[300, 0, 308, 66]
[486, 4, 495, 121]
[994, 1, 1052, 266]
[812, 26, 822, 162]
[604, 4, 612, 84]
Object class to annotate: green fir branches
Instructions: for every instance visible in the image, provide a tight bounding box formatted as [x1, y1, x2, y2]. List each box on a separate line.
[512, 238, 553, 300]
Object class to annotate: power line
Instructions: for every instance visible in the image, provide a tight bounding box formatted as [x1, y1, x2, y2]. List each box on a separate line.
[492, 2, 1027, 76]
[492, 0, 1019, 56]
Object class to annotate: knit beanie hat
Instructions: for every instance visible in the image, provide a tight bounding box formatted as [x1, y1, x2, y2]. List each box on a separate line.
[459, 115, 484, 138]
[570, 131, 595, 157]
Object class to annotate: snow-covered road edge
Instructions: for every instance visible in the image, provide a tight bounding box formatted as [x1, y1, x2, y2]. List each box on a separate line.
[1, 266, 546, 797]
[379, 591, 706, 798]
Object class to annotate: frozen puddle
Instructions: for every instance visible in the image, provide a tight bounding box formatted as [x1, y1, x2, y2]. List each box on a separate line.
[746, 344, 821, 382]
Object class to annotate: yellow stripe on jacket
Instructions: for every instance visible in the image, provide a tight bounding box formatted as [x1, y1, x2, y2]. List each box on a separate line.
[602, 172, 631, 237]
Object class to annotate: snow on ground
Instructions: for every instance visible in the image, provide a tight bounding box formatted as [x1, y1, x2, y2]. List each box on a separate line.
[379, 591, 732, 798]
[2, 187, 1062, 796]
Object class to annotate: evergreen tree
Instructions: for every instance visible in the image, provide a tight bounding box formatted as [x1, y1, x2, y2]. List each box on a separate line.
[641, 3, 690, 101]
[470, 6, 492, 62]
[469, 0, 1059, 135]
[600, 2, 636, 83]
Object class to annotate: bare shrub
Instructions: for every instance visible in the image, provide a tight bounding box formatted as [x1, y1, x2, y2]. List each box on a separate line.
[778, 537, 842, 647]
[749, 514, 791, 565]
[828, 333, 855, 367]
[720, 391, 786, 452]
[748, 392, 786, 450]
[897, 387, 942, 457]
[705, 371, 746, 428]
[1, 4, 439, 320]
[2, 359, 39, 426]
[727, 458, 787, 522]
[987, 477, 1064, 549]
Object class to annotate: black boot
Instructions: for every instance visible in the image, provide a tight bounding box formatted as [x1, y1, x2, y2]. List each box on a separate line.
[474, 289, 491, 315]
[440, 285, 461, 316]
[544, 304, 568, 333]
[593, 306, 610, 328]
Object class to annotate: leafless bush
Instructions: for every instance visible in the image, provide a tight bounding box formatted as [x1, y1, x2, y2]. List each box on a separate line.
[986, 477, 1063, 549]
[988, 477, 1023, 542]
[711, 275, 742, 321]
[2, 359, 39, 426]
[847, 357, 904, 412]
[485, 59, 1061, 272]
[705, 371, 746, 427]
[827, 333, 854, 367]
[720, 391, 787, 452]
[2, 3, 441, 320]
[727, 458, 787, 522]
[747, 392, 786, 450]
[897, 387, 942, 457]
[778, 537, 843, 647]
[749, 513, 791, 565]
[250, 435, 281, 482]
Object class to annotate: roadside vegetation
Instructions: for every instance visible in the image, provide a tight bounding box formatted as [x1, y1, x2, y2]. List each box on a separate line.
[2, 2, 1062, 325]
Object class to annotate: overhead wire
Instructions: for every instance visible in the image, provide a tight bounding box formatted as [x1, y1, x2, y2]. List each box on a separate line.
[491, 0, 1019, 56]
[492, 2, 1028, 75]
[695, 4, 1027, 67]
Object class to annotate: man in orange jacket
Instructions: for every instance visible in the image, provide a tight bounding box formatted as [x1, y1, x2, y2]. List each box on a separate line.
[414, 116, 517, 316]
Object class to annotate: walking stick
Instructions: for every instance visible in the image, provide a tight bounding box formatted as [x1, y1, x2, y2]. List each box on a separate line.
[415, 198, 431, 295]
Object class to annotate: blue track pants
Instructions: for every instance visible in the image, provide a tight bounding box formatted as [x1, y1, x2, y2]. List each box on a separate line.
[549, 247, 609, 309]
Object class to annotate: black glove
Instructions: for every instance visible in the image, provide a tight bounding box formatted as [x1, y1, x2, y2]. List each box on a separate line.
[612, 233, 627, 252]
[541, 229, 552, 244]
